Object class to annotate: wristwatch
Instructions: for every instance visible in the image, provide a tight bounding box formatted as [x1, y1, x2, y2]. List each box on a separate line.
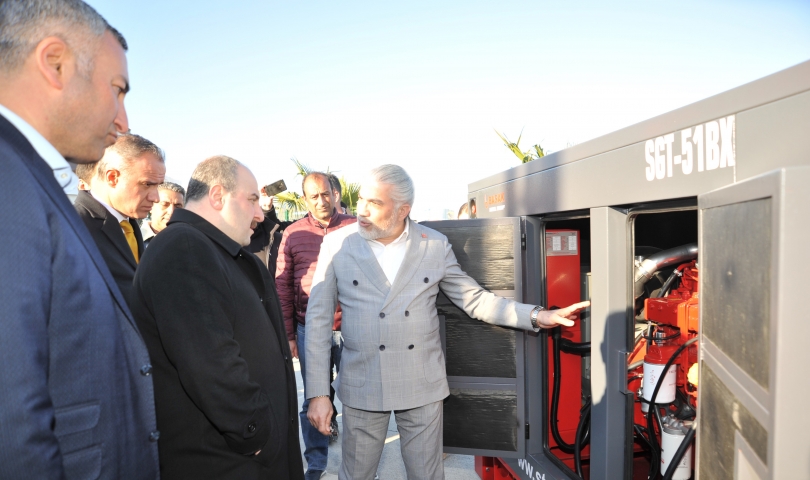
[530, 305, 545, 329]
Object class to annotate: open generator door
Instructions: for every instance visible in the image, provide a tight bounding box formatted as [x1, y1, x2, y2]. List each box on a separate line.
[420, 216, 543, 459]
[697, 167, 810, 480]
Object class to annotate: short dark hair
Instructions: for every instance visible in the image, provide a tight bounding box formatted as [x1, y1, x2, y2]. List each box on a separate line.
[301, 171, 331, 197]
[158, 181, 185, 198]
[75, 161, 97, 183]
[327, 173, 341, 196]
[96, 134, 164, 178]
[0, 0, 127, 76]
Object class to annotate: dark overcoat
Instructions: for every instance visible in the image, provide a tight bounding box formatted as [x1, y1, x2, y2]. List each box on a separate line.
[131, 208, 304, 479]
[74, 190, 143, 306]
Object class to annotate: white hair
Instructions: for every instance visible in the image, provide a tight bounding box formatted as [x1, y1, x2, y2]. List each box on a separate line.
[369, 164, 415, 207]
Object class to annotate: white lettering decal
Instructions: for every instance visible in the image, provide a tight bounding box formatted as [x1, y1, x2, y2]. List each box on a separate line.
[705, 120, 720, 170]
[645, 139, 655, 181]
[642, 115, 735, 181]
[655, 136, 666, 180]
[664, 133, 675, 177]
[680, 128, 693, 174]
[719, 115, 735, 167]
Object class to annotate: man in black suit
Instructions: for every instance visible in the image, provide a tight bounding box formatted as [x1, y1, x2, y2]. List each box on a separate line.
[131, 155, 304, 479]
[75, 133, 165, 304]
[0, 1, 159, 478]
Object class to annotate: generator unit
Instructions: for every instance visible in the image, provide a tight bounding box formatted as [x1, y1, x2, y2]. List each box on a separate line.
[423, 59, 810, 480]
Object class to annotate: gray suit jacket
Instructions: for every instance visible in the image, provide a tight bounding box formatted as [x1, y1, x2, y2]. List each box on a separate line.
[305, 219, 536, 411]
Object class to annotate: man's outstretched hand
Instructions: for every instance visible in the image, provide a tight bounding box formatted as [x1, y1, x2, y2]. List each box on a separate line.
[535, 301, 590, 328]
[307, 396, 333, 436]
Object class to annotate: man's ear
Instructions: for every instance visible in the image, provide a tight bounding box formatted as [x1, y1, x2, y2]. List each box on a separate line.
[104, 169, 120, 188]
[35, 36, 73, 90]
[398, 203, 412, 221]
[209, 185, 225, 210]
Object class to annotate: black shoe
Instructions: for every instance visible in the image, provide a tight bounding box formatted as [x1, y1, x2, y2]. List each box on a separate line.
[304, 470, 325, 480]
[329, 418, 339, 443]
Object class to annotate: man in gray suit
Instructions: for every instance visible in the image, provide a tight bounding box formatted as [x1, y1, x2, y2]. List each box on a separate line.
[305, 164, 589, 479]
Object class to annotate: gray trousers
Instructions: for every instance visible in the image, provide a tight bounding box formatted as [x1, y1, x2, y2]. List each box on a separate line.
[338, 400, 444, 480]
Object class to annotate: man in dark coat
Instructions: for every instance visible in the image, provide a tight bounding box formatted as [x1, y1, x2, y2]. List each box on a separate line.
[75, 133, 165, 305]
[131, 155, 304, 479]
[0, 1, 159, 477]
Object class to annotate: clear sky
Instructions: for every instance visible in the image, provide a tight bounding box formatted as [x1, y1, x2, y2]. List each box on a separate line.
[87, 0, 810, 220]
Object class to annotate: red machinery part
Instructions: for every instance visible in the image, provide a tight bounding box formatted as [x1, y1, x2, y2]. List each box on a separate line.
[545, 230, 585, 470]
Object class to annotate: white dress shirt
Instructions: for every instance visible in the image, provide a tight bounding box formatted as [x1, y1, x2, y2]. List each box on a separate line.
[90, 189, 128, 225]
[365, 220, 410, 284]
[0, 103, 79, 203]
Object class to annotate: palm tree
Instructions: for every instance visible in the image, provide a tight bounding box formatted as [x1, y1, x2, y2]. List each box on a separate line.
[338, 176, 360, 214]
[495, 129, 545, 163]
[274, 157, 310, 217]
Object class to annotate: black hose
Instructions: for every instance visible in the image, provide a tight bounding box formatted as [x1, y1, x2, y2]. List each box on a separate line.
[655, 268, 682, 298]
[662, 424, 696, 480]
[550, 327, 575, 454]
[574, 399, 592, 478]
[560, 338, 591, 355]
[645, 337, 698, 479]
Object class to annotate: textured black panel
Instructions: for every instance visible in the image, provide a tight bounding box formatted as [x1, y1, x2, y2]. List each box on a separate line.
[443, 388, 518, 452]
[703, 198, 771, 389]
[698, 363, 769, 480]
[438, 293, 517, 378]
[440, 224, 515, 291]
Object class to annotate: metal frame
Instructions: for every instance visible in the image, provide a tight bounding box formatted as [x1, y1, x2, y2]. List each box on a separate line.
[458, 60, 810, 480]
[426, 216, 530, 458]
[697, 167, 810, 480]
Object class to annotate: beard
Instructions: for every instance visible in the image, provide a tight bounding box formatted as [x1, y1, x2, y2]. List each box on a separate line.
[357, 207, 400, 241]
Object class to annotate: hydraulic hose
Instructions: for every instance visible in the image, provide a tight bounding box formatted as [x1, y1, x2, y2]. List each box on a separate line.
[646, 336, 698, 479]
[574, 399, 592, 478]
[655, 266, 683, 298]
[560, 338, 591, 355]
[550, 327, 575, 454]
[662, 424, 697, 480]
[633, 243, 698, 299]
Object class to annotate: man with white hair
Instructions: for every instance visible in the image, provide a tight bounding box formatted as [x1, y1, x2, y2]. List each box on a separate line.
[0, 1, 159, 478]
[305, 164, 589, 479]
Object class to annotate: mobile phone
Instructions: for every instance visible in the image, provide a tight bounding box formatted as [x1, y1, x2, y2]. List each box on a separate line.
[263, 179, 287, 196]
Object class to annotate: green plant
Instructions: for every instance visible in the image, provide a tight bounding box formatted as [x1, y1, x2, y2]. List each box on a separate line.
[495, 129, 546, 163]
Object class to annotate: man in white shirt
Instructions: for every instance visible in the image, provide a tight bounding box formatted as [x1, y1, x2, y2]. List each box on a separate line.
[0, 1, 159, 478]
[74, 133, 166, 304]
[305, 164, 589, 479]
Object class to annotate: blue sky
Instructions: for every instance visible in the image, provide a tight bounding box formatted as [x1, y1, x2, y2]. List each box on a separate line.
[87, 1, 810, 219]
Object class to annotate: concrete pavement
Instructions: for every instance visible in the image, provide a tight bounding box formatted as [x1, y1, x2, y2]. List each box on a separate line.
[293, 358, 480, 479]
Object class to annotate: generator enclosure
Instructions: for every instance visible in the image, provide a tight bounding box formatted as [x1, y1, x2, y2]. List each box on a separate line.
[423, 59, 810, 480]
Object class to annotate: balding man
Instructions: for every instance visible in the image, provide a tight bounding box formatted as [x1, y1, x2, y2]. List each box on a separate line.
[75, 133, 166, 304]
[141, 181, 185, 247]
[131, 156, 304, 479]
[0, 0, 159, 478]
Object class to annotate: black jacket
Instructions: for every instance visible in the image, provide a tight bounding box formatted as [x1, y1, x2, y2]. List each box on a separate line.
[131, 209, 304, 479]
[74, 190, 143, 305]
[248, 207, 294, 273]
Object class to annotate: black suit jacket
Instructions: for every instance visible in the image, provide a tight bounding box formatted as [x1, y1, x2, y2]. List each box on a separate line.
[131, 208, 304, 479]
[0, 115, 159, 478]
[74, 190, 143, 305]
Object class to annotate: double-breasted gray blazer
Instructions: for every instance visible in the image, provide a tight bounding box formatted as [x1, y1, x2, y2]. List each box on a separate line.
[305, 219, 536, 411]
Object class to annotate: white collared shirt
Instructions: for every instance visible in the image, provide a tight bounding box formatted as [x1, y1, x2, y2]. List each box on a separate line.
[365, 221, 410, 284]
[0, 103, 79, 203]
[89, 189, 128, 224]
